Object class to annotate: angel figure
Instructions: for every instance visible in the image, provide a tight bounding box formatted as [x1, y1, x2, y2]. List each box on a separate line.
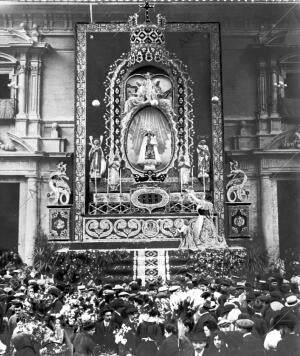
[184, 189, 227, 249]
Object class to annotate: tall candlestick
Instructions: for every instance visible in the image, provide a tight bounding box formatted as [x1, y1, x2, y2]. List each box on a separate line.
[120, 169, 122, 196]
[191, 166, 194, 189]
[180, 170, 182, 194]
[106, 174, 109, 195]
[203, 167, 205, 196]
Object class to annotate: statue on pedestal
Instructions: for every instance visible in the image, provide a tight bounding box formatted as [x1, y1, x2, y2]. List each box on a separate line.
[89, 135, 107, 179]
[108, 148, 121, 191]
[197, 139, 210, 178]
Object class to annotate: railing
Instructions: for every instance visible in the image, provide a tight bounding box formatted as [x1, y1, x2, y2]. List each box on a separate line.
[0, 98, 16, 119]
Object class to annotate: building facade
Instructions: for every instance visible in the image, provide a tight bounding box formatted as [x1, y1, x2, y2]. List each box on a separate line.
[0, 1, 299, 264]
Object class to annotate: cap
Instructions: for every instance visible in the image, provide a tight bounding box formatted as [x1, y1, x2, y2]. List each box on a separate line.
[252, 299, 264, 312]
[103, 289, 115, 296]
[118, 291, 129, 297]
[190, 332, 208, 343]
[236, 319, 254, 329]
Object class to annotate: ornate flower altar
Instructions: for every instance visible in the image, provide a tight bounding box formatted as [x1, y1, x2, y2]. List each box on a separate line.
[48, 5, 229, 277]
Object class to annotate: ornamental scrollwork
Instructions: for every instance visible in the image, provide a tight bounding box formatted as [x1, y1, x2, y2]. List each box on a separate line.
[226, 160, 249, 203]
[85, 219, 113, 239]
[47, 162, 71, 205]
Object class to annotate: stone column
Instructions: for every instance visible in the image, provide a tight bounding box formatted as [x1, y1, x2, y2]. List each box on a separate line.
[15, 54, 28, 136]
[28, 57, 42, 135]
[260, 175, 279, 262]
[258, 59, 268, 120]
[24, 176, 39, 264]
[256, 58, 269, 147]
[270, 60, 280, 119]
[270, 59, 282, 134]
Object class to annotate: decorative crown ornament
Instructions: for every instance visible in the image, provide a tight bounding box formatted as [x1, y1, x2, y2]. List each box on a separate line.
[128, 4, 168, 66]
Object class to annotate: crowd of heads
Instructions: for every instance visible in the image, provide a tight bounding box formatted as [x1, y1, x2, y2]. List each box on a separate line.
[0, 251, 298, 355]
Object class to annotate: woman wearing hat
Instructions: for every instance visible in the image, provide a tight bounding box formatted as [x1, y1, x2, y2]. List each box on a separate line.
[202, 320, 218, 349]
[72, 321, 96, 356]
[11, 332, 39, 356]
[136, 308, 164, 356]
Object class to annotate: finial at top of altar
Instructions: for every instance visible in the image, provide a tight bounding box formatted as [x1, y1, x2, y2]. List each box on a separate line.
[128, 2, 167, 65]
[139, 1, 154, 24]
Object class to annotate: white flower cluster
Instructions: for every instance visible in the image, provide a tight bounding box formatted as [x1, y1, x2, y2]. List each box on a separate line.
[114, 324, 132, 345]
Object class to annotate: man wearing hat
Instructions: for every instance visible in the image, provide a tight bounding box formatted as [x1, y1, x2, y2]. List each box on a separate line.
[93, 307, 118, 354]
[275, 315, 300, 355]
[189, 332, 208, 356]
[251, 299, 268, 339]
[235, 318, 264, 356]
[110, 299, 125, 328]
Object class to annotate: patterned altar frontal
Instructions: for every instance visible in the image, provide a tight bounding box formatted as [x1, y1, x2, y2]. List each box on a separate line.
[74, 6, 225, 246]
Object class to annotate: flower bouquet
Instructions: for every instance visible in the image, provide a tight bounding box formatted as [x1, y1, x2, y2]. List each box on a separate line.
[115, 324, 132, 346]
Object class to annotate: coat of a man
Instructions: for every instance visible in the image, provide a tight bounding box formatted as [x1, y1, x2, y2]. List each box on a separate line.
[93, 308, 118, 353]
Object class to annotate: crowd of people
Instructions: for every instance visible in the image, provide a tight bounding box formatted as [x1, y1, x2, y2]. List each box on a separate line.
[0, 252, 299, 356]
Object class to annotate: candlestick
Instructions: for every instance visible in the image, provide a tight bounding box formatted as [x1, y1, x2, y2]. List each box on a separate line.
[203, 167, 205, 196]
[106, 174, 109, 195]
[120, 169, 122, 196]
[180, 170, 182, 194]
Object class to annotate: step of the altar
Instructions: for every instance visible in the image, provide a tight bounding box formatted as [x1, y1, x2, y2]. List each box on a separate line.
[66, 239, 181, 250]
[54, 246, 246, 286]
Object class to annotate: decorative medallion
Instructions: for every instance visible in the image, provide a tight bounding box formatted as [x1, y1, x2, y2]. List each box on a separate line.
[227, 204, 251, 238]
[142, 219, 160, 238]
[131, 186, 169, 213]
[49, 208, 71, 240]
